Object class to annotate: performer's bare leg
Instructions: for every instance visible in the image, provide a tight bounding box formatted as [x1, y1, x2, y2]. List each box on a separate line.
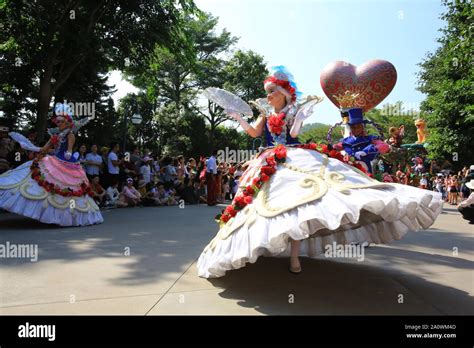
[289, 238, 301, 273]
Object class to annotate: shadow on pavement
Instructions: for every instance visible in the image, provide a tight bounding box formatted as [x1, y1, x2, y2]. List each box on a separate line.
[208, 256, 474, 315]
[0, 206, 220, 286]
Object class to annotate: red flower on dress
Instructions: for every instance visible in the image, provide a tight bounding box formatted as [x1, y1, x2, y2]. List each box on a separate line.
[274, 145, 287, 160]
[234, 195, 246, 208]
[252, 177, 263, 188]
[30, 161, 92, 198]
[218, 142, 373, 227]
[266, 156, 276, 167]
[50, 135, 59, 146]
[260, 173, 270, 182]
[267, 112, 286, 135]
[245, 186, 255, 196]
[225, 205, 237, 217]
[261, 165, 276, 176]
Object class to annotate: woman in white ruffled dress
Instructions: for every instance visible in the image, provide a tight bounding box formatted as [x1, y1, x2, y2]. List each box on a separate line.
[197, 67, 443, 278]
[0, 103, 103, 226]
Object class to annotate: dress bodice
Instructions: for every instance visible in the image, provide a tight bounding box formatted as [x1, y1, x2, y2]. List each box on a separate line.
[53, 131, 78, 163]
[264, 116, 300, 147]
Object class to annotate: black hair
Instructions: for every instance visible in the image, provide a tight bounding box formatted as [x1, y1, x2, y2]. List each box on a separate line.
[109, 142, 119, 152]
[162, 156, 173, 166]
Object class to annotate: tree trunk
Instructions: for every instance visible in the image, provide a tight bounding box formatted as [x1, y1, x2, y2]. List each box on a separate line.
[209, 123, 216, 151]
[36, 61, 54, 143]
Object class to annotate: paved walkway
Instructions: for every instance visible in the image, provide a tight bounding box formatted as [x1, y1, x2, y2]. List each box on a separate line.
[0, 204, 472, 315]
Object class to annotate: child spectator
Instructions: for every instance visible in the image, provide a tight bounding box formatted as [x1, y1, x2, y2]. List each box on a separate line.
[90, 175, 106, 206]
[121, 177, 142, 206]
[105, 181, 127, 208]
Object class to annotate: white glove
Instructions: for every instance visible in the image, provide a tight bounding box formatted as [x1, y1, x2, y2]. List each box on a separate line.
[354, 151, 367, 160]
[227, 111, 251, 131]
[290, 103, 315, 138]
[64, 151, 72, 160]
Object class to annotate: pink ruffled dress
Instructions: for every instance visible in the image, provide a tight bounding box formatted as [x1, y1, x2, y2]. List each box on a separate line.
[0, 131, 103, 226]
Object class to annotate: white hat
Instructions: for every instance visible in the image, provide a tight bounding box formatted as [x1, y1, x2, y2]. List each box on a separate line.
[466, 179, 474, 190]
[470, 165, 474, 171]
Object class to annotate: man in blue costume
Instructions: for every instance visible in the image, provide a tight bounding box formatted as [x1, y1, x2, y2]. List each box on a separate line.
[334, 108, 390, 173]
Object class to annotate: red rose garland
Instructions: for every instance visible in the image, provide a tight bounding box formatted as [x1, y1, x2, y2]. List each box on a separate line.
[216, 143, 372, 226]
[216, 144, 286, 225]
[295, 143, 371, 175]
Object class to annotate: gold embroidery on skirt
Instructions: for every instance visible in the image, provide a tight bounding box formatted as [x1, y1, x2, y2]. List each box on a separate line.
[203, 151, 393, 252]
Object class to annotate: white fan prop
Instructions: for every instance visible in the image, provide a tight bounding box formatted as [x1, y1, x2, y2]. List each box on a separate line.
[9, 132, 41, 152]
[249, 98, 273, 116]
[202, 87, 253, 117]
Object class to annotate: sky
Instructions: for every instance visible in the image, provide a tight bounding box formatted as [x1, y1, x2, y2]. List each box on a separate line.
[109, 0, 446, 125]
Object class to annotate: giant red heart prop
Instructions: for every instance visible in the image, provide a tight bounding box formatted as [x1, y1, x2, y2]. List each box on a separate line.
[320, 60, 397, 112]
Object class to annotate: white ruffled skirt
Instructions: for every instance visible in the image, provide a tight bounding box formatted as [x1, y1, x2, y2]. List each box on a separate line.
[0, 160, 103, 226]
[197, 147, 443, 278]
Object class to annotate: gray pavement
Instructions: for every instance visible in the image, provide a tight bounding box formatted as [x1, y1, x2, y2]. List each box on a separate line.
[0, 204, 472, 315]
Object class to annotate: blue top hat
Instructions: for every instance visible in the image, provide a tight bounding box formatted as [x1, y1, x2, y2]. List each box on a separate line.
[347, 108, 366, 125]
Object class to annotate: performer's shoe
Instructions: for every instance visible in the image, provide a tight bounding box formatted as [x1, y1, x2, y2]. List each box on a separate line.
[289, 258, 302, 274]
[289, 266, 302, 274]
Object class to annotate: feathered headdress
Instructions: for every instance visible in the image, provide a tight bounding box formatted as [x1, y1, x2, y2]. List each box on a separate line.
[264, 66, 302, 103]
[48, 102, 90, 136]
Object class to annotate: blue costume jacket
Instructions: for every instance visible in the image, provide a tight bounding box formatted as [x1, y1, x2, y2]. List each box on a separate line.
[341, 135, 380, 172]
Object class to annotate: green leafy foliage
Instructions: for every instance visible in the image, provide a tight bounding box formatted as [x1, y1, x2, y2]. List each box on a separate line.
[417, 0, 473, 167]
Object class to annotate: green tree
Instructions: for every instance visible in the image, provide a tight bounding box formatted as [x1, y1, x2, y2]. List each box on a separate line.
[195, 49, 268, 148]
[299, 102, 422, 145]
[75, 97, 120, 149]
[125, 12, 237, 152]
[417, 0, 473, 167]
[299, 123, 331, 144]
[126, 13, 269, 152]
[0, 0, 196, 141]
[116, 92, 165, 155]
[223, 50, 269, 121]
[364, 102, 419, 144]
[127, 13, 236, 110]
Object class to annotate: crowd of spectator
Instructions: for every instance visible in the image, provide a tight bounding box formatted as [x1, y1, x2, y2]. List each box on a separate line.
[377, 157, 474, 206]
[0, 127, 246, 210]
[70, 142, 247, 209]
[0, 126, 472, 215]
